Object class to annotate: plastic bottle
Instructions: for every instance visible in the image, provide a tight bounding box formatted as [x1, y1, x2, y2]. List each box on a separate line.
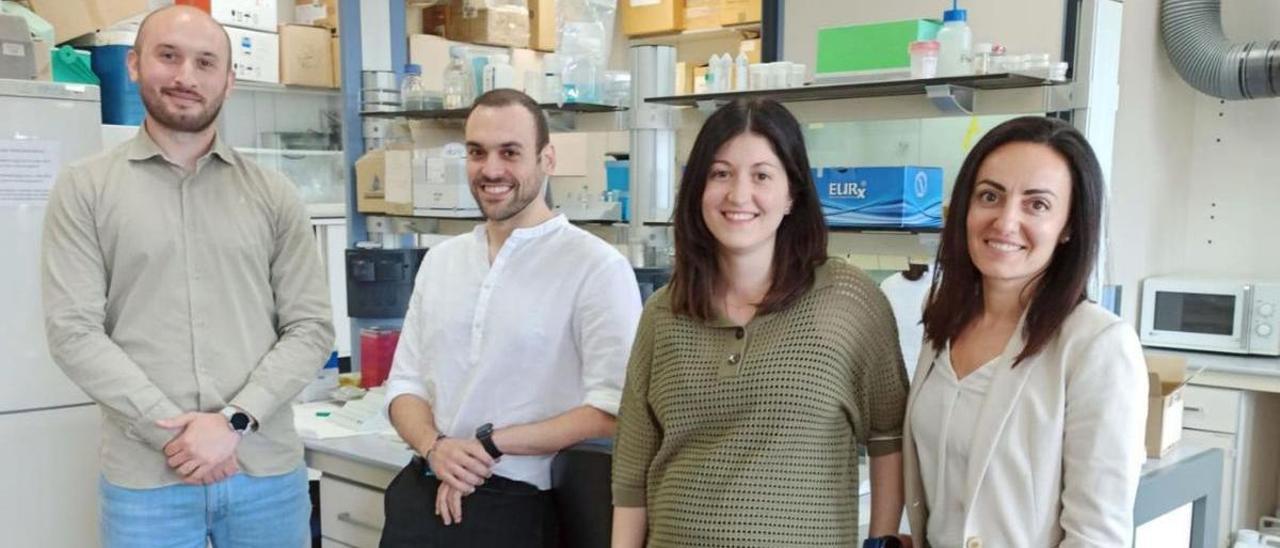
[734, 51, 749, 91]
[442, 46, 473, 109]
[483, 53, 515, 93]
[719, 54, 734, 91]
[542, 53, 564, 105]
[705, 54, 721, 92]
[401, 64, 426, 110]
[936, 1, 972, 77]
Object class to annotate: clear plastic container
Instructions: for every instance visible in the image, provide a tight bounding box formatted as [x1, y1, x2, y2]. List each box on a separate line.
[400, 64, 427, 110]
[734, 52, 749, 91]
[442, 46, 473, 109]
[971, 42, 994, 75]
[748, 63, 767, 90]
[787, 63, 806, 88]
[482, 53, 515, 93]
[909, 40, 940, 79]
[563, 50, 600, 103]
[936, 7, 972, 77]
[542, 53, 565, 105]
[603, 70, 631, 107]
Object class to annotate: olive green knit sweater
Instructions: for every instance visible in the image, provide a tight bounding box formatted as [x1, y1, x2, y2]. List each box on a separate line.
[612, 259, 909, 547]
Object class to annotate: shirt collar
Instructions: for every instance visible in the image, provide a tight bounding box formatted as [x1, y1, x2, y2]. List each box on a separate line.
[470, 214, 570, 243]
[126, 124, 238, 167]
[674, 258, 840, 327]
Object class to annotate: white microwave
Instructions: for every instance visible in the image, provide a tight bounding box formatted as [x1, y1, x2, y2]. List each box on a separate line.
[1140, 276, 1280, 356]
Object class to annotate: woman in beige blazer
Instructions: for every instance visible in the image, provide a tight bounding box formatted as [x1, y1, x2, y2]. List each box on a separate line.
[902, 117, 1148, 548]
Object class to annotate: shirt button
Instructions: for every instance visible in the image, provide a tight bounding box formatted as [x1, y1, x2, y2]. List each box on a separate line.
[734, 327, 745, 339]
[727, 353, 740, 365]
[966, 537, 982, 548]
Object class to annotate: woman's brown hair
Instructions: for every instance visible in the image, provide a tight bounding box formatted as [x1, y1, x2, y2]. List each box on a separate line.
[668, 99, 828, 320]
[922, 116, 1105, 364]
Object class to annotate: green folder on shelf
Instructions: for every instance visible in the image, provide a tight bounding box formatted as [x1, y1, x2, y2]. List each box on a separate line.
[816, 19, 942, 75]
[52, 45, 99, 85]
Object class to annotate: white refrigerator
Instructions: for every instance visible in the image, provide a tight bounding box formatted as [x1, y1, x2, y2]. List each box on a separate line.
[0, 79, 105, 547]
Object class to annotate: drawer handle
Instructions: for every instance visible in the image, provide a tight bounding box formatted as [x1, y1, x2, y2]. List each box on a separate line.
[1184, 406, 1204, 413]
[337, 512, 381, 532]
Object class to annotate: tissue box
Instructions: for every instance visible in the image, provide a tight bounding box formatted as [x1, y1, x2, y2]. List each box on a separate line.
[1145, 353, 1190, 458]
[812, 166, 943, 229]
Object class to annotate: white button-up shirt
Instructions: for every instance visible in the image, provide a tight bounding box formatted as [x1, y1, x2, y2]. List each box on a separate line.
[385, 215, 641, 489]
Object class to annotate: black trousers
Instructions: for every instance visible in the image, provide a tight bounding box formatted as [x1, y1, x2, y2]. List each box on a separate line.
[380, 456, 558, 548]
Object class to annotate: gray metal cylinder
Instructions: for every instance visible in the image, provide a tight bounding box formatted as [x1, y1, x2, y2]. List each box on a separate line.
[1161, 0, 1280, 99]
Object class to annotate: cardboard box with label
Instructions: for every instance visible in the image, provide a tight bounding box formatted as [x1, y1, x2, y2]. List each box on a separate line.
[279, 24, 333, 87]
[811, 166, 943, 229]
[528, 0, 556, 51]
[684, 0, 720, 31]
[226, 26, 279, 83]
[621, 0, 684, 37]
[445, 1, 530, 49]
[719, 0, 760, 26]
[738, 37, 760, 64]
[356, 149, 387, 214]
[1145, 354, 1191, 458]
[409, 34, 505, 93]
[330, 36, 340, 87]
[28, 0, 148, 44]
[294, 0, 338, 33]
[175, 0, 280, 33]
[413, 153, 476, 214]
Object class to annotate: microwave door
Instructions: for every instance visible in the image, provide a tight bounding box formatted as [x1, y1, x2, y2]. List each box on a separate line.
[1143, 286, 1249, 353]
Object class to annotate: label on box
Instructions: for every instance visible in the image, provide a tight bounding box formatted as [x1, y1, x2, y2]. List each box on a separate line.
[813, 166, 943, 228]
[296, 5, 326, 22]
[2, 43, 25, 56]
[630, 0, 660, 6]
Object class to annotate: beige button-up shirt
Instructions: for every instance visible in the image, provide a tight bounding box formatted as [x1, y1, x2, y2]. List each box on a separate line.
[41, 127, 334, 488]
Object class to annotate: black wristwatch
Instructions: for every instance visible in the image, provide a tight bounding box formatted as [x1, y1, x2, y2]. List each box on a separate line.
[220, 407, 254, 435]
[863, 536, 904, 548]
[475, 423, 503, 459]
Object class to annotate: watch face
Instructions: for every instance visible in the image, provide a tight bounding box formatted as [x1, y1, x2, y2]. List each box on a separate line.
[476, 423, 493, 438]
[230, 413, 251, 432]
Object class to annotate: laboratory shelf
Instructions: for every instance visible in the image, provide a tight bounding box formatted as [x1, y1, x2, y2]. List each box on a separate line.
[630, 22, 762, 47]
[644, 73, 1065, 107]
[360, 102, 627, 119]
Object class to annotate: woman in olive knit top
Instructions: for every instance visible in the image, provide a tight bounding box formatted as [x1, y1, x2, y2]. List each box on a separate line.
[611, 99, 911, 547]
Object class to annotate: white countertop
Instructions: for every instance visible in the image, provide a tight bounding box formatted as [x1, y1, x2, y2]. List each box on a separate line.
[1143, 348, 1280, 393]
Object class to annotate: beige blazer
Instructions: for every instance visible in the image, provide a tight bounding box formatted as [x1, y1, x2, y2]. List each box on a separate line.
[902, 302, 1149, 548]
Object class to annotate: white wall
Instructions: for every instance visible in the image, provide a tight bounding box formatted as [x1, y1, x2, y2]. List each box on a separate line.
[1109, 0, 1280, 324]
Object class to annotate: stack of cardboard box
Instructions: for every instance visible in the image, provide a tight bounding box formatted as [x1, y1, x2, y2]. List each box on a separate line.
[293, 0, 341, 87]
[619, 0, 761, 37]
[172, 0, 281, 84]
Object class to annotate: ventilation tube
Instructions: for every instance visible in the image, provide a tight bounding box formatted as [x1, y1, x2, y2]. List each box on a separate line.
[1161, 0, 1280, 100]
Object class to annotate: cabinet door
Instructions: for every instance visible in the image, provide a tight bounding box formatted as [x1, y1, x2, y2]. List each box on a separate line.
[1182, 429, 1235, 548]
[0, 405, 101, 548]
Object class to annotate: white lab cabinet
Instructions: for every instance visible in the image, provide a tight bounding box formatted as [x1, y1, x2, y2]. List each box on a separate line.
[1182, 385, 1280, 547]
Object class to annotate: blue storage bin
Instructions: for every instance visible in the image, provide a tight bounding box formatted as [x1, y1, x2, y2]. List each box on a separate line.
[86, 45, 144, 125]
[605, 160, 630, 222]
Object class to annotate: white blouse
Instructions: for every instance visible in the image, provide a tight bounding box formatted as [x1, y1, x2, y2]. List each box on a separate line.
[910, 346, 998, 548]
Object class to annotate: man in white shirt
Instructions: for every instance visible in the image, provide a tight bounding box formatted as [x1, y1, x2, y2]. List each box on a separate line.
[379, 89, 642, 548]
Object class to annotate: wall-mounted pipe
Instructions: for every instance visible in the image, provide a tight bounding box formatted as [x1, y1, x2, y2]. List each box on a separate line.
[1161, 0, 1279, 100]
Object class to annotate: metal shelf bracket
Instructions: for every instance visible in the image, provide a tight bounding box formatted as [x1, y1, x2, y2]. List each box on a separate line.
[925, 84, 975, 114]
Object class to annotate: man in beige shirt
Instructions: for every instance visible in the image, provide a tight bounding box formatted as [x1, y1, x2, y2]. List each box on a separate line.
[41, 6, 333, 547]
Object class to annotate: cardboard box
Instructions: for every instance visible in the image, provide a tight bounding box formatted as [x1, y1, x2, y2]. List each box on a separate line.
[383, 149, 414, 216]
[445, 2, 530, 49]
[1145, 354, 1190, 458]
[692, 64, 708, 94]
[620, 0, 684, 37]
[684, 0, 720, 31]
[27, 0, 148, 44]
[811, 166, 943, 229]
[294, 0, 338, 33]
[528, 0, 556, 51]
[718, 0, 760, 26]
[279, 24, 333, 87]
[409, 34, 505, 93]
[355, 149, 388, 214]
[226, 26, 279, 84]
[330, 35, 340, 87]
[816, 19, 941, 77]
[674, 61, 688, 94]
[738, 37, 761, 64]
[176, 0, 279, 33]
[413, 153, 476, 214]
[422, 5, 448, 36]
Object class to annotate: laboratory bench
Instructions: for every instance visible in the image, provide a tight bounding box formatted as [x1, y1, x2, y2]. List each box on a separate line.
[302, 422, 1226, 548]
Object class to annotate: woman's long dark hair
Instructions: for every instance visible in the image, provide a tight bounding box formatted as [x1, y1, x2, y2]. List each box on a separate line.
[922, 116, 1104, 364]
[668, 99, 828, 321]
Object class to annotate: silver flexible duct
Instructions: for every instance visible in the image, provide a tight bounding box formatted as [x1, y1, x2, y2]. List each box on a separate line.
[1161, 0, 1280, 100]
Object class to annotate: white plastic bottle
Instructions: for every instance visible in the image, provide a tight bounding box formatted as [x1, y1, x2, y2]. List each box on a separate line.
[483, 53, 515, 93]
[705, 54, 721, 92]
[719, 54, 734, 92]
[734, 52, 749, 91]
[935, 3, 972, 77]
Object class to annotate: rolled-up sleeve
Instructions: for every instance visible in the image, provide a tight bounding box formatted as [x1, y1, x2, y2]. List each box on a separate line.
[383, 252, 437, 417]
[855, 281, 909, 457]
[1059, 321, 1148, 547]
[230, 177, 334, 422]
[42, 167, 184, 451]
[573, 255, 641, 416]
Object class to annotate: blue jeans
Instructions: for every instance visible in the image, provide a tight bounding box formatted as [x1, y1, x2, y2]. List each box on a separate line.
[100, 467, 310, 548]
